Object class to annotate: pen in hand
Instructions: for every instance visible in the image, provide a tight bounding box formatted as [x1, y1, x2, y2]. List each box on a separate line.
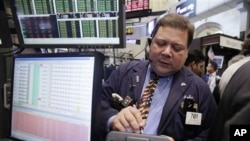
[133, 104, 144, 134]
[140, 127, 144, 134]
[112, 94, 143, 134]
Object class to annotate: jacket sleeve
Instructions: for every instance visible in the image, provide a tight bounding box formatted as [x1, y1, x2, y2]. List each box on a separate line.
[222, 83, 250, 141]
[101, 61, 140, 132]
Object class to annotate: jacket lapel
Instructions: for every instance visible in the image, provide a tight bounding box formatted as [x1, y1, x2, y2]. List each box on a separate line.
[131, 60, 149, 103]
[158, 67, 193, 133]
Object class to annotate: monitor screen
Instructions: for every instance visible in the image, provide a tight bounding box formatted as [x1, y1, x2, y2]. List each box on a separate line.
[10, 52, 104, 141]
[213, 55, 224, 69]
[125, 0, 149, 12]
[0, 2, 12, 48]
[11, 0, 125, 48]
[147, 18, 156, 36]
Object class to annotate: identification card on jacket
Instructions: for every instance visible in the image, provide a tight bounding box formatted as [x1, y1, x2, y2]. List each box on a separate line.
[185, 112, 202, 125]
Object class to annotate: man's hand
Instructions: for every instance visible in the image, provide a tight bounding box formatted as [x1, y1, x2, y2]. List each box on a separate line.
[167, 136, 175, 141]
[160, 135, 175, 141]
[111, 106, 144, 133]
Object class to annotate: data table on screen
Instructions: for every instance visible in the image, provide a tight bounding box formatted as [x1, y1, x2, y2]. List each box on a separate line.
[11, 57, 96, 141]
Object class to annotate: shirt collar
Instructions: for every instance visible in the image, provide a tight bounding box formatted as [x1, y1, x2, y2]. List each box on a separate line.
[211, 72, 216, 76]
[148, 64, 173, 79]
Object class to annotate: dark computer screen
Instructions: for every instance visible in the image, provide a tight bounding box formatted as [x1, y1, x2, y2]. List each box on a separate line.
[0, 1, 12, 48]
[11, 0, 125, 48]
[10, 52, 104, 141]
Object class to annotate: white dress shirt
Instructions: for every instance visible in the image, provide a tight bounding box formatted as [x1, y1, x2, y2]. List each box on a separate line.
[207, 72, 217, 93]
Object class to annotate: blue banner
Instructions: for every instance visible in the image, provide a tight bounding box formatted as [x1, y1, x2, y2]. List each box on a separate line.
[176, 0, 196, 18]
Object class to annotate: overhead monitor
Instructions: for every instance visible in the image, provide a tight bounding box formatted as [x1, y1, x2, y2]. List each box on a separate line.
[125, 0, 149, 12]
[0, 1, 12, 48]
[11, 0, 125, 48]
[10, 52, 104, 141]
[125, 0, 151, 19]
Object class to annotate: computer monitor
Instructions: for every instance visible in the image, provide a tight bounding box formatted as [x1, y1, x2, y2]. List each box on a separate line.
[125, 0, 151, 19]
[125, 0, 149, 12]
[10, 52, 104, 141]
[11, 0, 125, 48]
[147, 18, 156, 36]
[213, 55, 224, 69]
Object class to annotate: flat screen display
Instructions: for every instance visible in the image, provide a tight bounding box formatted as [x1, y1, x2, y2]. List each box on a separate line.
[125, 0, 149, 12]
[10, 52, 104, 141]
[213, 55, 224, 69]
[11, 0, 125, 48]
[147, 18, 156, 36]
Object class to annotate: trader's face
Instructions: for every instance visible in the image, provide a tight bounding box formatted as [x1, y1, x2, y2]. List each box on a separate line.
[191, 61, 205, 77]
[206, 63, 215, 74]
[148, 26, 189, 77]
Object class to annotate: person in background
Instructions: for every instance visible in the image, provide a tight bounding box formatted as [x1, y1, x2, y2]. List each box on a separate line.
[101, 13, 217, 141]
[208, 32, 250, 141]
[227, 54, 245, 66]
[218, 54, 245, 96]
[185, 49, 205, 77]
[202, 61, 220, 94]
[202, 61, 221, 105]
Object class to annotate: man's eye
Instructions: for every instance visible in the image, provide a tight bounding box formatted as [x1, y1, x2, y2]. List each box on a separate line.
[155, 40, 166, 47]
[172, 45, 185, 52]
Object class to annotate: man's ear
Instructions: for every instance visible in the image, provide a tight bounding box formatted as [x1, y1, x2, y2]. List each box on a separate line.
[190, 61, 196, 68]
[145, 37, 152, 59]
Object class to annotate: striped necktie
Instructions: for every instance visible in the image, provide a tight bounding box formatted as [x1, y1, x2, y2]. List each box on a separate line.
[138, 73, 159, 125]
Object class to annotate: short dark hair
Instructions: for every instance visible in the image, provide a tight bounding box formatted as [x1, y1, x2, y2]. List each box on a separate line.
[209, 61, 218, 70]
[246, 30, 250, 39]
[151, 13, 195, 47]
[185, 50, 205, 66]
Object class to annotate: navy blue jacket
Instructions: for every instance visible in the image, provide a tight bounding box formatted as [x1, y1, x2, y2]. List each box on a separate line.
[101, 60, 217, 141]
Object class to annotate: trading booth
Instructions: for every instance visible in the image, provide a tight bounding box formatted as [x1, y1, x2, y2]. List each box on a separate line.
[190, 33, 242, 76]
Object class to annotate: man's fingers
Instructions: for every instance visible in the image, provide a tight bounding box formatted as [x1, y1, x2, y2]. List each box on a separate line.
[111, 106, 142, 132]
[130, 108, 144, 127]
[111, 119, 126, 132]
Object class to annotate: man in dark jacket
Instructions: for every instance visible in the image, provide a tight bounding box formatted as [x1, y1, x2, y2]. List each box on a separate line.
[101, 13, 217, 141]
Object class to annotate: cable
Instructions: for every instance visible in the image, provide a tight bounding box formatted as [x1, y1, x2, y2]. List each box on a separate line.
[0, 46, 22, 55]
[133, 47, 146, 59]
[132, 43, 148, 59]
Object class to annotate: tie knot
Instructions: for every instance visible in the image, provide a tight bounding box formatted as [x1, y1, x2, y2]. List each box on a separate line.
[151, 71, 159, 80]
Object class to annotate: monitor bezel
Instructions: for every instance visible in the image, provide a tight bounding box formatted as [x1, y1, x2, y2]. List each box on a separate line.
[9, 52, 104, 141]
[11, 0, 126, 48]
[0, 1, 12, 48]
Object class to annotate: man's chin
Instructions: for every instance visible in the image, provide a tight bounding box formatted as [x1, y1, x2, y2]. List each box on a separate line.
[155, 68, 175, 77]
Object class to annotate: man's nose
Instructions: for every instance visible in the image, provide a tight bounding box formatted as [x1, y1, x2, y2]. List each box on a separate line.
[161, 45, 172, 57]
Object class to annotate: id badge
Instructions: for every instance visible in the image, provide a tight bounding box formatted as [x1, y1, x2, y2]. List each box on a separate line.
[185, 111, 202, 125]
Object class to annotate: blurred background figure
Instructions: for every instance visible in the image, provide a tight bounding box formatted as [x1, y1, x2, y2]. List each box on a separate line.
[219, 31, 250, 96]
[227, 54, 245, 66]
[208, 31, 250, 141]
[202, 61, 221, 105]
[185, 49, 205, 77]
